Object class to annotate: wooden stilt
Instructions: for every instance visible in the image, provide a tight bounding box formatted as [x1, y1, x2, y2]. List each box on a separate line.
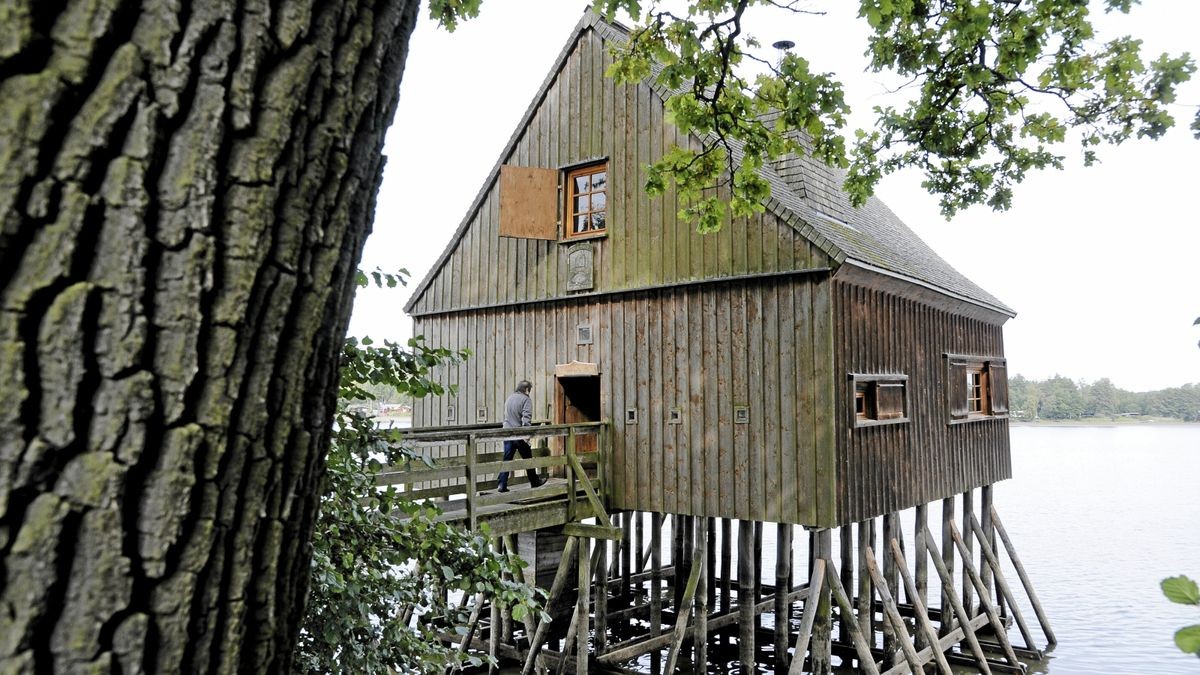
[457, 593, 486, 666]
[776, 522, 794, 673]
[520, 537, 579, 675]
[888, 540, 953, 675]
[980, 486, 994, 602]
[969, 513, 1040, 655]
[754, 520, 764, 632]
[914, 504, 929, 609]
[948, 521, 1020, 668]
[707, 518, 718, 608]
[651, 512, 663, 637]
[622, 513, 632, 611]
[721, 518, 733, 617]
[786, 558, 826, 675]
[695, 518, 709, 671]
[576, 536, 591, 675]
[811, 529, 833, 675]
[863, 546, 924, 674]
[961, 489, 975, 614]
[882, 513, 899, 667]
[674, 515, 686, 609]
[839, 524, 854, 645]
[596, 536, 608, 652]
[823, 564, 881, 675]
[857, 519, 874, 641]
[940, 497, 955, 636]
[739, 520, 756, 669]
[991, 505, 1056, 646]
[664, 524, 703, 674]
[489, 596, 500, 675]
[922, 526, 993, 675]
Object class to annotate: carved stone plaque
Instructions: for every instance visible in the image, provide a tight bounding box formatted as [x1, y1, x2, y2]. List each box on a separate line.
[566, 243, 594, 292]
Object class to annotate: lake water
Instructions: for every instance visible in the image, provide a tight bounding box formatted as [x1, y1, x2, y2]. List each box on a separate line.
[621, 425, 1200, 674]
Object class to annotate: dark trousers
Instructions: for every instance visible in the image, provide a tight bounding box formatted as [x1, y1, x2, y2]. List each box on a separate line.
[498, 439, 538, 490]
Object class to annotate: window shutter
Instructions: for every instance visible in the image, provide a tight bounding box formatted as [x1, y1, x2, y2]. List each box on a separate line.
[876, 382, 905, 419]
[499, 165, 558, 240]
[988, 361, 1009, 416]
[947, 359, 969, 420]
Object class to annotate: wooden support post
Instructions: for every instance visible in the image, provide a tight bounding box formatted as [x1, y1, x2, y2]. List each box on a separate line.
[707, 518, 718, 608]
[915, 504, 929, 609]
[948, 522, 1020, 669]
[882, 513, 899, 666]
[888, 540, 953, 675]
[674, 515, 686, 610]
[597, 537, 608, 652]
[863, 546, 924, 675]
[721, 518, 733, 616]
[664, 525, 704, 674]
[566, 428, 577, 523]
[786, 558, 826, 675]
[577, 536, 590, 675]
[754, 521, 764, 632]
[635, 511, 644, 576]
[738, 520, 756, 670]
[940, 497, 955, 636]
[961, 489, 975, 614]
[695, 518, 709, 671]
[622, 513, 632, 615]
[922, 527, 993, 675]
[991, 505, 1057, 646]
[838, 525, 853, 645]
[823, 564, 881, 675]
[457, 593, 486, 662]
[776, 522, 794, 673]
[520, 537, 579, 675]
[489, 589, 501, 674]
[969, 513, 1040, 655]
[811, 529, 833, 675]
[857, 519, 874, 642]
[465, 435, 478, 531]
[980, 486, 998, 614]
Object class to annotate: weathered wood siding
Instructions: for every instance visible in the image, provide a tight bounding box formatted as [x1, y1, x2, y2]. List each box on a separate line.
[413, 274, 838, 526]
[833, 279, 1011, 525]
[407, 26, 829, 317]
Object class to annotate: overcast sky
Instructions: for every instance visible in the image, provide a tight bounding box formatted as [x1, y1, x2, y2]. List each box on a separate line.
[349, 0, 1200, 393]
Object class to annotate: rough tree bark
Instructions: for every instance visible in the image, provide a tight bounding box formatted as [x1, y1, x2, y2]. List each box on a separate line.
[0, 0, 419, 671]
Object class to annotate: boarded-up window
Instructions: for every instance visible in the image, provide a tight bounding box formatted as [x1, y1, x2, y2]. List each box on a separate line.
[946, 354, 1008, 423]
[851, 374, 908, 427]
[499, 165, 558, 240]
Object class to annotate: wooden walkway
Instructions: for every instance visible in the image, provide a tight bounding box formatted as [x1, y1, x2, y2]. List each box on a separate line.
[377, 421, 615, 538]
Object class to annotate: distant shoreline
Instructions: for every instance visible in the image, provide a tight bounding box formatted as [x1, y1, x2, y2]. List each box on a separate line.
[1009, 417, 1196, 427]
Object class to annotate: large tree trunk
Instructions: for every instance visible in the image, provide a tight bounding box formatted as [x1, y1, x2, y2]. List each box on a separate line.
[0, 0, 419, 671]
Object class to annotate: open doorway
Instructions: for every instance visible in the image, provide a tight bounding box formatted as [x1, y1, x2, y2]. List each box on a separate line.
[554, 362, 601, 455]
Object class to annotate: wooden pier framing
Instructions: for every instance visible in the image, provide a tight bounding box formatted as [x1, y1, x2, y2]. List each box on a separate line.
[388, 425, 1053, 675]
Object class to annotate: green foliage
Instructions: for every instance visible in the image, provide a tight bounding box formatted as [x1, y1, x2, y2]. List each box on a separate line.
[296, 271, 543, 674]
[596, 1, 1192, 225]
[1008, 374, 1200, 421]
[1161, 575, 1200, 657]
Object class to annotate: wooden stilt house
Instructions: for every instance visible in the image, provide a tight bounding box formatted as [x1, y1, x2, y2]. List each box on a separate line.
[403, 11, 1014, 530]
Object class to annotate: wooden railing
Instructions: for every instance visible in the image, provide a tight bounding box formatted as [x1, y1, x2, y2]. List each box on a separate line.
[377, 421, 612, 532]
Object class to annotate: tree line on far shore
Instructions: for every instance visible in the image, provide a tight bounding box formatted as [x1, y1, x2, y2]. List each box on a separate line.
[1009, 375, 1200, 422]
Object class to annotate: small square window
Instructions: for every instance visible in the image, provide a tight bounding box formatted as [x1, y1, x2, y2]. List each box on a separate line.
[851, 375, 909, 428]
[577, 324, 593, 345]
[668, 408, 683, 425]
[446, 404, 457, 422]
[626, 408, 638, 425]
[734, 406, 750, 424]
[476, 406, 488, 423]
[565, 162, 608, 239]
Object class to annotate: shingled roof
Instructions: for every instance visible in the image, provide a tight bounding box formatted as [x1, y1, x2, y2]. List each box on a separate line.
[405, 10, 1014, 318]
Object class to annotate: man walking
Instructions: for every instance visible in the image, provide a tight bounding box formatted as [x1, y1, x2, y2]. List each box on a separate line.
[498, 380, 544, 492]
